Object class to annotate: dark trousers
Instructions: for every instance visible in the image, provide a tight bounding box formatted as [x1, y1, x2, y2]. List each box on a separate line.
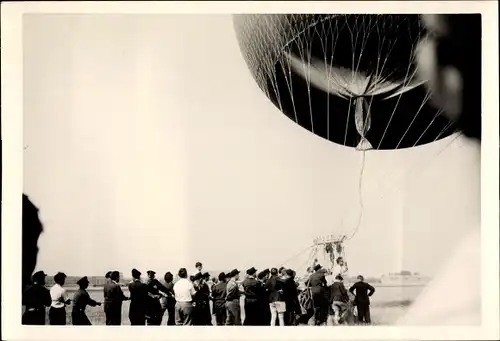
[259, 302, 271, 326]
[146, 300, 163, 325]
[22, 309, 46, 325]
[243, 299, 260, 326]
[72, 310, 91, 325]
[356, 304, 371, 324]
[313, 305, 328, 325]
[175, 301, 194, 325]
[213, 303, 227, 326]
[165, 298, 176, 326]
[49, 307, 66, 325]
[104, 303, 122, 325]
[129, 308, 146, 326]
[225, 299, 241, 326]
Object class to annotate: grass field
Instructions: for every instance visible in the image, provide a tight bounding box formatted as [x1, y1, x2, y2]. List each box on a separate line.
[37, 285, 425, 326]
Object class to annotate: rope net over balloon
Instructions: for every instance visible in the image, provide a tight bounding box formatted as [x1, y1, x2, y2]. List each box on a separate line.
[232, 14, 463, 277]
[233, 14, 456, 150]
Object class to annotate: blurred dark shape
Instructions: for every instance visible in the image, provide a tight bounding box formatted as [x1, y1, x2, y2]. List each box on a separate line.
[22, 194, 43, 291]
[419, 14, 482, 141]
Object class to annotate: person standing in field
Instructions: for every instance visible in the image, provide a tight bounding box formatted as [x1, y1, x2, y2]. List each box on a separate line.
[49, 272, 71, 325]
[161, 272, 176, 326]
[225, 269, 242, 325]
[242, 267, 262, 326]
[266, 268, 286, 326]
[22, 271, 51, 325]
[103, 271, 129, 325]
[256, 269, 271, 325]
[173, 267, 197, 325]
[200, 272, 213, 325]
[329, 275, 350, 325]
[307, 265, 329, 326]
[349, 275, 375, 324]
[72, 276, 102, 325]
[211, 272, 228, 325]
[282, 269, 301, 326]
[128, 268, 148, 325]
[145, 270, 169, 325]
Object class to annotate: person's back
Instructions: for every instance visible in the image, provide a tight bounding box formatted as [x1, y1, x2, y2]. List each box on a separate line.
[330, 281, 348, 303]
[266, 275, 284, 303]
[212, 281, 227, 303]
[349, 281, 374, 305]
[22, 283, 51, 325]
[242, 277, 261, 301]
[128, 280, 148, 311]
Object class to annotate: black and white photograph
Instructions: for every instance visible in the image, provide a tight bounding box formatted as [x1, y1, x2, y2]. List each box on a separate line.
[2, 2, 499, 341]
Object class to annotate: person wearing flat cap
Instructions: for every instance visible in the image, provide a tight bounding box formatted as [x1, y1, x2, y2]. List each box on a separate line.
[146, 270, 169, 325]
[22, 270, 51, 325]
[242, 267, 263, 325]
[306, 264, 329, 325]
[49, 272, 72, 325]
[192, 272, 211, 325]
[256, 269, 271, 325]
[128, 268, 148, 325]
[225, 269, 242, 325]
[211, 272, 228, 325]
[72, 276, 102, 325]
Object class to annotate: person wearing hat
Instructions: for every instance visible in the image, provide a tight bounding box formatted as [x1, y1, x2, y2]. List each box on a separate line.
[282, 269, 301, 326]
[49, 272, 71, 325]
[256, 269, 271, 325]
[72, 276, 102, 325]
[241, 267, 263, 325]
[306, 265, 329, 326]
[210, 272, 228, 325]
[103, 271, 129, 325]
[225, 269, 242, 325]
[349, 275, 375, 324]
[128, 268, 148, 325]
[145, 270, 169, 325]
[22, 270, 51, 325]
[191, 272, 210, 325]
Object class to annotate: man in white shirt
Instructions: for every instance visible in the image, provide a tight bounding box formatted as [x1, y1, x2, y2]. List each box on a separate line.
[49, 272, 71, 325]
[173, 268, 197, 325]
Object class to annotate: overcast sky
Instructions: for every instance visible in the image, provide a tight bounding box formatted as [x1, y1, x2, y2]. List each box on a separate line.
[23, 14, 480, 278]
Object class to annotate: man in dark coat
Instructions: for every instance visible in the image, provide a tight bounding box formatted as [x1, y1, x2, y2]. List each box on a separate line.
[256, 269, 271, 325]
[200, 272, 213, 325]
[330, 275, 350, 325]
[72, 276, 102, 325]
[211, 272, 228, 325]
[128, 269, 148, 325]
[22, 271, 51, 325]
[282, 269, 301, 326]
[103, 271, 128, 325]
[265, 268, 286, 326]
[242, 267, 262, 326]
[192, 272, 211, 325]
[307, 265, 329, 325]
[145, 270, 169, 325]
[349, 275, 375, 324]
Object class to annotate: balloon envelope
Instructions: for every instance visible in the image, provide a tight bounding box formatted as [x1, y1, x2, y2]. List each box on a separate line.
[233, 14, 456, 150]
